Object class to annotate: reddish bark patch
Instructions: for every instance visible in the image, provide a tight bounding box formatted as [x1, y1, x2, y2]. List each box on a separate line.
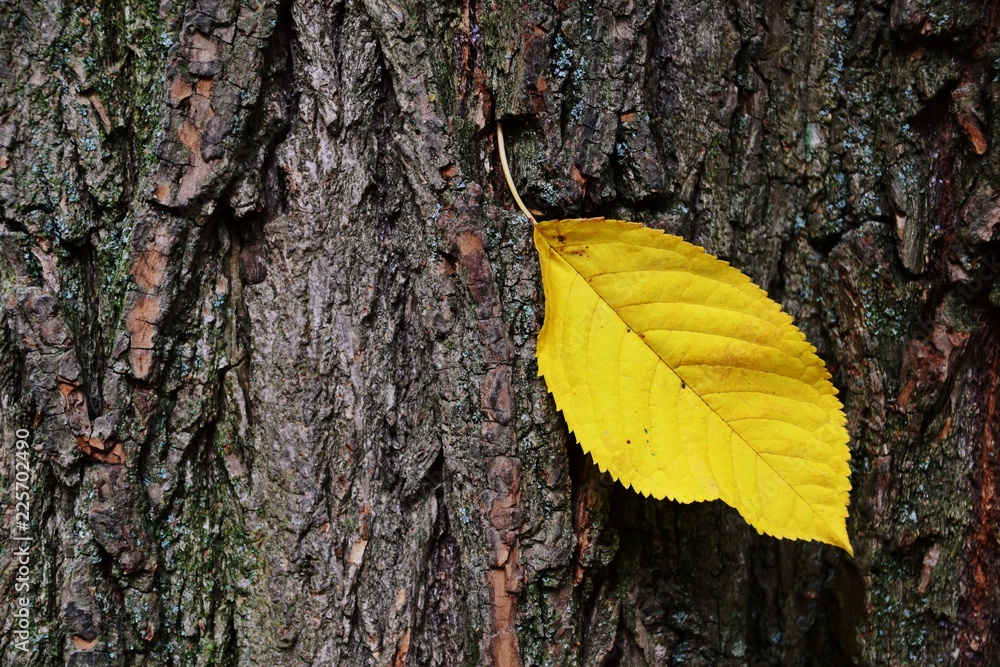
[481, 366, 513, 425]
[153, 182, 172, 204]
[177, 120, 202, 155]
[955, 113, 988, 155]
[187, 32, 222, 74]
[85, 93, 111, 133]
[439, 163, 458, 180]
[960, 186, 1000, 244]
[88, 466, 153, 573]
[129, 350, 154, 382]
[454, 0, 489, 128]
[521, 26, 550, 115]
[488, 566, 522, 667]
[126, 295, 161, 348]
[126, 295, 161, 380]
[168, 78, 194, 106]
[131, 225, 176, 291]
[195, 78, 213, 98]
[957, 337, 1000, 664]
[487, 456, 524, 667]
[572, 480, 595, 586]
[153, 30, 222, 207]
[952, 79, 988, 155]
[898, 311, 969, 409]
[917, 543, 941, 595]
[454, 231, 495, 311]
[392, 628, 410, 667]
[38, 316, 71, 347]
[131, 249, 169, 292]
[77, 437, 125, 464]
[58, 380, 91, 435]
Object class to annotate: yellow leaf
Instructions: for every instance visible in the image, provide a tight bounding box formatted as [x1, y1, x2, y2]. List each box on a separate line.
[534, 218, 852, 554]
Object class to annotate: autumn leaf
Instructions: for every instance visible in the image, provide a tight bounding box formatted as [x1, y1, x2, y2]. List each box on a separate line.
[495, 124, 852, 554]
[533, 218, 852, 554]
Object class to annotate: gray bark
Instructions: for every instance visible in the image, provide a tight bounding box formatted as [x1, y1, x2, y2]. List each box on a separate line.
[1, 0, 998, 665]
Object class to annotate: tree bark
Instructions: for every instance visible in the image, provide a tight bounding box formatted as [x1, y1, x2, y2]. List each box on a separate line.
[1, 0, 998, 665]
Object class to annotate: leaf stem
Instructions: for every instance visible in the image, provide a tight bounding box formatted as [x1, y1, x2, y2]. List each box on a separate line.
[496, 122, 536, 224]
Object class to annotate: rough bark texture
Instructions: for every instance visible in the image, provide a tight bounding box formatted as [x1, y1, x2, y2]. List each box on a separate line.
[1, 0, 998, 665]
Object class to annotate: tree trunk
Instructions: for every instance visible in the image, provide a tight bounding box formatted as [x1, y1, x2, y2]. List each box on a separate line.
[1, 0, 998, 664]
